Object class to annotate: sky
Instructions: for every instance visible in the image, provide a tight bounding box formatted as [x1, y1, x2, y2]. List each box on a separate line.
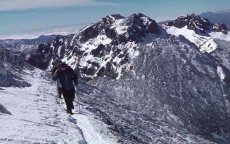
[0, 0, 230, 38]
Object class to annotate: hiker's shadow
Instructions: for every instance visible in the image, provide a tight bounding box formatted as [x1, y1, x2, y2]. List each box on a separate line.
[0, 103, 12, 115]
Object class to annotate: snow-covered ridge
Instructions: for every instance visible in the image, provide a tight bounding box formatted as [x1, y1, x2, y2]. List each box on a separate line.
[164, 24, 230, 53]
[168, 14, 228, 34]
[164, 14, 230, 53]
[209, 31, 230, 41]
[164, 25, 217, 53]
[0, 69, 119, 144]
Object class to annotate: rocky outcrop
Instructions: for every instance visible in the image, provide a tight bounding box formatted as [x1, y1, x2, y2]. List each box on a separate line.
[168, 14, 228, 34]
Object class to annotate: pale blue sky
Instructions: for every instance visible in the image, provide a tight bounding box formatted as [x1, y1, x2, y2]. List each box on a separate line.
[0, 0, 229, 36]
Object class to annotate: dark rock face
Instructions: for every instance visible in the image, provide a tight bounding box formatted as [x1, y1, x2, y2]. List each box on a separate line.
[212, 23, 228, 34]
[169, 14, 228, 34]
[27, 35, 75, 70]
[0, 49, 25, 68]
[172, 14, 211, 32]
[126, 13, 159, 34]
[210, 39, 230, 82]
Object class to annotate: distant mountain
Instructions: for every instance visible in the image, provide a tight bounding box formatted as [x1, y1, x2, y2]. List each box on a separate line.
[164, 14, 229, 53]
[0, 35, 56, 53]
[200, 11, 230, 27]
[0, 49, 31, 87]
[3, 13, 230, 143]
[0, 35, 56, 87]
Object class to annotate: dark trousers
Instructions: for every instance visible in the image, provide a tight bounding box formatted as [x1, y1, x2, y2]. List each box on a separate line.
[57, 88, 62, 98]
[62, 89, 75, 111]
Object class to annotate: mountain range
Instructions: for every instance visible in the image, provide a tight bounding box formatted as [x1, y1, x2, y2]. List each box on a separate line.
[1, 13, 230, 143]
[200, 11, 230, 26]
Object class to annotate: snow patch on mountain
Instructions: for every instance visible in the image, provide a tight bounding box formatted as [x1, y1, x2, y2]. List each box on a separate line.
[217, 66, 225, 81]
[80, 35, 112, 52]
[164, 25, 217, 53]
[111, 19, 129, 35]
[77, 39, 139, 79]
[209, 31, 230, 41]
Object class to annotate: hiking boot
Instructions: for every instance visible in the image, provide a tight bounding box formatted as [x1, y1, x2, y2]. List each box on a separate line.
[67, 109, 73, 115]
[71, 104, 74, 109]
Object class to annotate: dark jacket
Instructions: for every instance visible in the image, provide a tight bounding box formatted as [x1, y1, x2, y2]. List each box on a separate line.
[52, 63, 78, 90]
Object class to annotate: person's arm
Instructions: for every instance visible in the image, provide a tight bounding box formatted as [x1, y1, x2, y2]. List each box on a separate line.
[69, 68, 78, 86]
[51, 67, 57, 75]
[52, 69, 59, 81]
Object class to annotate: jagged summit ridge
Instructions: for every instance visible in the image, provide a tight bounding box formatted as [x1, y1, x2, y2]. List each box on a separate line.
[75, 13, 159, 44]
[168, 14, 228, 34]
[164, 14, 230, 53]
[27, 13, 230, 80]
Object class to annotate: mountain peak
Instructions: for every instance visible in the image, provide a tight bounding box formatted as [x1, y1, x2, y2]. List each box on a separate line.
[129, 12, 147, 19]
[168, 14, 228, 34]
[126, 13, 154, 26]
[124, 13, 159, 35]
[75, 13, 159, 44]
[103, 14, 125, 21]
[168, 14, 211, 33]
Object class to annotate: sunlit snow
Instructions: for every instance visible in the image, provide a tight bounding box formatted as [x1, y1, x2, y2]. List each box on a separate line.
[165, 25, 218, 53]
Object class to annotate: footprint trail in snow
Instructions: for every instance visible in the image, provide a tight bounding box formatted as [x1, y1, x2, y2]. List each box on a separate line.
[0, 69, 118, 144]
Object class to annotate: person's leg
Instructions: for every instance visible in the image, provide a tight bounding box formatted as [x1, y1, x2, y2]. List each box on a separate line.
[65, 90, 74, 113]
[57, 88, 62, 98]
[62, 89, 72, 113]
[69, 89, 75, 109]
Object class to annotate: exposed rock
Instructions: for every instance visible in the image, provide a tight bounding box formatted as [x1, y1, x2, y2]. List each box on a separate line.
[168, 14, 228, 34]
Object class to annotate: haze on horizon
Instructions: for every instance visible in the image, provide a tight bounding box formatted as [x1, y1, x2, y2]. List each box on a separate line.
[0, 0, 229, 38]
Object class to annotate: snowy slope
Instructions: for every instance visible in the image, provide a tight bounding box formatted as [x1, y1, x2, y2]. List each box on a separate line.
[164, 25, 230, 53]
[0, 69, 118, 144]
[209, 31, 230, 41]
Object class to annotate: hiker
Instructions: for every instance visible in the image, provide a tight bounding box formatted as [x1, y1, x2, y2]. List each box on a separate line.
[51, 59, 63, 98]
[52, 62, 78, 114]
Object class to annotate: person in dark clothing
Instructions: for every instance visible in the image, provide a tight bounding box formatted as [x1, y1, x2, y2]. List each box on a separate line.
[51, 59, 63, 98]
[52, 62, 78, 114]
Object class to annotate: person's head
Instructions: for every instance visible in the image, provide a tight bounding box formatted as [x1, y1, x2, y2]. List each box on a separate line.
[58, 62, 67, 71]
[52, 59, 62, 67]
